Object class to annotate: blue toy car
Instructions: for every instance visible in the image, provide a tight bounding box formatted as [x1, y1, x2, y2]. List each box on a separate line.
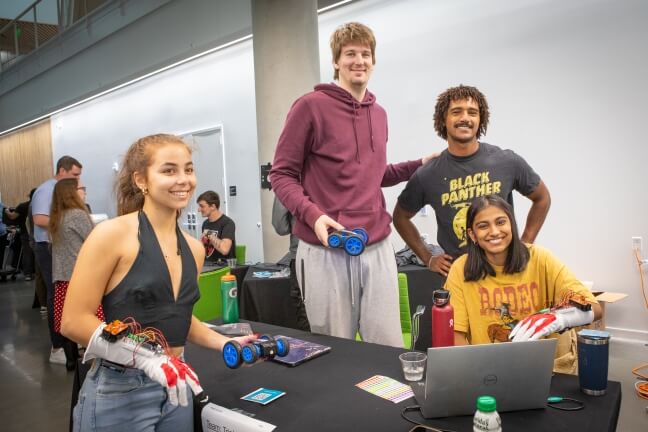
[222, 334, 290, 369]
[327, 228, 369, 256]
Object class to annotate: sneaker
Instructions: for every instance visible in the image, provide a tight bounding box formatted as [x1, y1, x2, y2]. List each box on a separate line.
[24, 275, 33, 281]
[40, 306, 47, 315]
[49, 348, 66, 365]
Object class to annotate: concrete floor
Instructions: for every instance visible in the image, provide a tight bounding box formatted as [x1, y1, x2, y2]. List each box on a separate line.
[0, 277, 647, 431]
[608, 336, 648, 431]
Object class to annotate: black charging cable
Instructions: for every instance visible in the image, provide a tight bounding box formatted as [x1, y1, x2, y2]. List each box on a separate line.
[400, 405, 458, 432]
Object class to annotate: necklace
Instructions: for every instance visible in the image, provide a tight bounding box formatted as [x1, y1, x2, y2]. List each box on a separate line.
[164, 248, 181, 259]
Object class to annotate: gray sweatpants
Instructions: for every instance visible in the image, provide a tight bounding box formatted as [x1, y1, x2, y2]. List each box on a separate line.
[296, 238, 403, 348]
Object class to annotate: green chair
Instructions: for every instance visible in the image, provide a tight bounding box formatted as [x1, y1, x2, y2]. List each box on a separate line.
[193, 266, 230, 321]
[398, 272, 413, 349]
[356, 272, 413, 348]
[235, 244, 246, 265]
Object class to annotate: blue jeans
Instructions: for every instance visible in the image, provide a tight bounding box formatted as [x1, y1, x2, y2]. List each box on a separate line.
[73, 360, 193, 432]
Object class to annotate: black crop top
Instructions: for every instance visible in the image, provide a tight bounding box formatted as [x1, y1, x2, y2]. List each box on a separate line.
[102, 211, 200, 347]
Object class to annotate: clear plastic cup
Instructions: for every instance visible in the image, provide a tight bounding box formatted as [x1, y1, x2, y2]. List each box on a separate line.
[399, 351, 427, 382]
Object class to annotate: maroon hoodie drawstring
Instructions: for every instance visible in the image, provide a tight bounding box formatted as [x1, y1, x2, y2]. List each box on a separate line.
[352, 102, 361, 163]
[352, 102, 375, 162]
[316, 83, 377, 163]
[367, 104, 375, 152]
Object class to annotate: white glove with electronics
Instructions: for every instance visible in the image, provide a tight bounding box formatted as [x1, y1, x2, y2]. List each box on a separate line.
[509, 307, 594, 342]
[83, 321, 203, 406]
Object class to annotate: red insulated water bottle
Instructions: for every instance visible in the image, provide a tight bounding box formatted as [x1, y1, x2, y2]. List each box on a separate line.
[432, 290, 454, 347]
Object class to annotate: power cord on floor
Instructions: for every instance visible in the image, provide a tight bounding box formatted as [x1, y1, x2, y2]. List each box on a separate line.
[633, 250, 648, 309]
[400, 405, 458, 432]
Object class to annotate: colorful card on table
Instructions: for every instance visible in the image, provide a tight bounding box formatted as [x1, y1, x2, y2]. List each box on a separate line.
[355, 375, 414, 403]
[241, 388, 286, 405]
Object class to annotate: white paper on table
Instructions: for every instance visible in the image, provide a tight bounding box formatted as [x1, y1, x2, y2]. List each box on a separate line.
[201, 402, 276, 432]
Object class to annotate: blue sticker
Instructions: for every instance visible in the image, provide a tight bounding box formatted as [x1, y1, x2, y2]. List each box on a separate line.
[241, 387, 286, 405]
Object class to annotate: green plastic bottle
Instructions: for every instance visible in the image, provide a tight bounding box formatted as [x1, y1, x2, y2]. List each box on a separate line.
[220, 273, 239, 324]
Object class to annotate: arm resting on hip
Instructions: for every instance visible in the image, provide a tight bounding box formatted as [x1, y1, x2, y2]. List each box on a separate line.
[521, 180, 551, 243]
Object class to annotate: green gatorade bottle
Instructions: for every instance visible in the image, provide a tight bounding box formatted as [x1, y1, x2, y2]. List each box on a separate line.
[220, 273, 239, 324]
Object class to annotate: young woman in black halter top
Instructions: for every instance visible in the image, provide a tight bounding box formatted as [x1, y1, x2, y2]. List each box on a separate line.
[61, 134, 257, 431]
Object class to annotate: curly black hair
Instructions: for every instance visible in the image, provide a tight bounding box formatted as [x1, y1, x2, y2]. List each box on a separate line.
[433, 85, 490, 140]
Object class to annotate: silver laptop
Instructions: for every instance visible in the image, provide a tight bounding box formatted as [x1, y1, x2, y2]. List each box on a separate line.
[412, 339, 557, 418]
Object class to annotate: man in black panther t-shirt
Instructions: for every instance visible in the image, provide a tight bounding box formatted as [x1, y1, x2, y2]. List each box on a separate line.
[197, 190, 236, 262]
[393, 85, 551, 277]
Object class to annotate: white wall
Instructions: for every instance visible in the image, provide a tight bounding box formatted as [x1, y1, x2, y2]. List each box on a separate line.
[318, 0, 648, 338]
[51, 40, 264, 263]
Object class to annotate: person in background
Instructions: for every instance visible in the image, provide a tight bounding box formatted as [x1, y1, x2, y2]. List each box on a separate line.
[28, 188, 48, 313]
[49, 178, 103, 370]
[5, 189, 36, 280]
[272, 195, 310, 332]
[76, 182, 92, 213]
[445, 195, 601, 346]
[61, 134, 256, 431]
[270, 22, 435, 346]
[394, 85, 550, 277]
[196, 190, 236, 262]
[0, 201, 7, 270]
[32, 155, 83, 364]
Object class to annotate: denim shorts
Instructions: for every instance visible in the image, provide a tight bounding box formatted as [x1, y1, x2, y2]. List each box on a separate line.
[73, 359, 193, 432]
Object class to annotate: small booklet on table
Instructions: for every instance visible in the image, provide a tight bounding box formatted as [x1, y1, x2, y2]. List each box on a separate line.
[206, 322, 254, 336]
[271, 336, 332, 367]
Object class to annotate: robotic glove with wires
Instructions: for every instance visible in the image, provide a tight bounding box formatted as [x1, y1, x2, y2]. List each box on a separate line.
[83, 321, 203, 406]
[509, 307, 594, 342]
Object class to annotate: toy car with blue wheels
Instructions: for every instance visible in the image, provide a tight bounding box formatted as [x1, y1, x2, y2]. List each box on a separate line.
[327, 228, 369, 256]
[222, 334, 290, 369]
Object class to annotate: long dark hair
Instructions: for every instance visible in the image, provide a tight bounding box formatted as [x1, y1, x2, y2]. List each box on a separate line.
[464, 195, 529, 281]
[49, 178, 91, 244]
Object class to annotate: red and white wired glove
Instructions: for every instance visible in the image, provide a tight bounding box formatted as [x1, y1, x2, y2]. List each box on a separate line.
[509, 307, 594, 342]
[83, 323, 203, 406]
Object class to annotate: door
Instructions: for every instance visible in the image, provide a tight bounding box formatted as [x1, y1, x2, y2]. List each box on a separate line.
[179, 127, 227, 239]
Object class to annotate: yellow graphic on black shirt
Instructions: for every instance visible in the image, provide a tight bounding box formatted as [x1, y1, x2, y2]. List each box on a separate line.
[441, 171, 502, 246]
[452, 204, 469, 248]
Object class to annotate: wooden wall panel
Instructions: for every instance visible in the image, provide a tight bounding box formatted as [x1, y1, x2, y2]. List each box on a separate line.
[0, 120, 53, 206]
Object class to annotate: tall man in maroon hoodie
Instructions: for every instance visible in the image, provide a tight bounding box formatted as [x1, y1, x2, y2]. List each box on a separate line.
[270, 23, 434, 347]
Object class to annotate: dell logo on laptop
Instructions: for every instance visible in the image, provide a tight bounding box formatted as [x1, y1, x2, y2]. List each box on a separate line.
[483, 374, 498, 386]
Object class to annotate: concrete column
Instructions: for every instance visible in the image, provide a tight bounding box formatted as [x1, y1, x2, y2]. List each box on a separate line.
[252, 0, 320, 262]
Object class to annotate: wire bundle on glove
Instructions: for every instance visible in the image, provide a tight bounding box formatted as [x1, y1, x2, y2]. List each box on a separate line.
[83, 318, 203, 406]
